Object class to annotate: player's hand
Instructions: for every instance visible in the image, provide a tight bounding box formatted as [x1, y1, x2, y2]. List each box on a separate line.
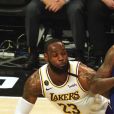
[102, 0, 114, 9]
[45, 0, 66, 12]
[42, 0, 54, 8]
[42, 0, 66, 12]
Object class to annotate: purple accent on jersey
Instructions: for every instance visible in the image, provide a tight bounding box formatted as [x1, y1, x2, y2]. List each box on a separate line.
[109, 69, 114, 113]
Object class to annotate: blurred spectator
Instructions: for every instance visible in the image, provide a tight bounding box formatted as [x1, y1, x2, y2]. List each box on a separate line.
[24, 0, 87, 69]
[87, 0, 114, 69]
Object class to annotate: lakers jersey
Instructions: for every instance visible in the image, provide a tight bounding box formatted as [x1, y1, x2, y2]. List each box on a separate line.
[39, 61, 109, 114]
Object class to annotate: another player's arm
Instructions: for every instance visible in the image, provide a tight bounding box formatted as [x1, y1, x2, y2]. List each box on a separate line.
[78, 62, 114, 96]
[14, 70, 42, 114]
[90, 45, 114, 95]
[97, 45, 114, 78]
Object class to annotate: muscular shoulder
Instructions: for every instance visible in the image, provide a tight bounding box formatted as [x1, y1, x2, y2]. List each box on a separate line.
[78, 63, 96, 91]
[23, 70, 42, 103]
[25, 71, 41, 91]
[78, 63, 96, 78]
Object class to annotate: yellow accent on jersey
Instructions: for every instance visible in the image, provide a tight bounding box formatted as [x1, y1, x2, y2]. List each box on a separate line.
[39, 61, 109, 114]
[39, 69, 45, 97]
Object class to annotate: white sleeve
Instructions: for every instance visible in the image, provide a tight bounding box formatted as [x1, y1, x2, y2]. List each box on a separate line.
[14, 97, 34, 114]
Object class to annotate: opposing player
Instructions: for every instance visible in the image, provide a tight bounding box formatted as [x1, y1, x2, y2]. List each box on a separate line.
[14, 39, 113, 114]
[90, 45, 114, 113]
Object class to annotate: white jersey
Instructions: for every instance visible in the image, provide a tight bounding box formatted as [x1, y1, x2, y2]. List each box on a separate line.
[39, 61, 109, 114]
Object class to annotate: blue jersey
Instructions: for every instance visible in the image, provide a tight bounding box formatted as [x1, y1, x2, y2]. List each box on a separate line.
[110, 69, 114, 113]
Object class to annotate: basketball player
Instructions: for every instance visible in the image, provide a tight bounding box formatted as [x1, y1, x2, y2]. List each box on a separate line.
[90, 45, 114, 113]
[14, 39, 113, 114]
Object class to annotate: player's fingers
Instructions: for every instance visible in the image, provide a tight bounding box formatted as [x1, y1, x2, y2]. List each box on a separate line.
[48, 4, 57, 12]
[45, 4, 50, 9]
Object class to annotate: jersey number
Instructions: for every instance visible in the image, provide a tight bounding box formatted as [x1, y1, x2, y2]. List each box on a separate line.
[58, 103, 80, 114]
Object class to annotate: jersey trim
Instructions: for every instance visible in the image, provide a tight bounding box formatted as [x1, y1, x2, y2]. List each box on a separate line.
[39, 69, 45, 97]
[76, 62, 80, 75]
[76, 78, 87, 92]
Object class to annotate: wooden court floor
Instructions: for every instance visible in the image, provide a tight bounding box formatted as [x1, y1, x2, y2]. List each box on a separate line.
[0, 97, 63, 114]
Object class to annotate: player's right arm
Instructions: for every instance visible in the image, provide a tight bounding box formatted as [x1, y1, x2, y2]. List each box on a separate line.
[14, 70, 42, 114]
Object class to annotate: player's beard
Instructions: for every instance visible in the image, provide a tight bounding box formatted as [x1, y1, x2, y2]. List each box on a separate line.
[48, 61, 69, 74]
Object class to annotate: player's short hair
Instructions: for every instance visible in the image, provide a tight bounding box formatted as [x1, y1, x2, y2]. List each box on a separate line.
[44, 38, 62, 53]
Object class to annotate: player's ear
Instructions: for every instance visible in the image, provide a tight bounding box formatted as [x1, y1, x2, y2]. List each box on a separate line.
[44, 53, 48, 62]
